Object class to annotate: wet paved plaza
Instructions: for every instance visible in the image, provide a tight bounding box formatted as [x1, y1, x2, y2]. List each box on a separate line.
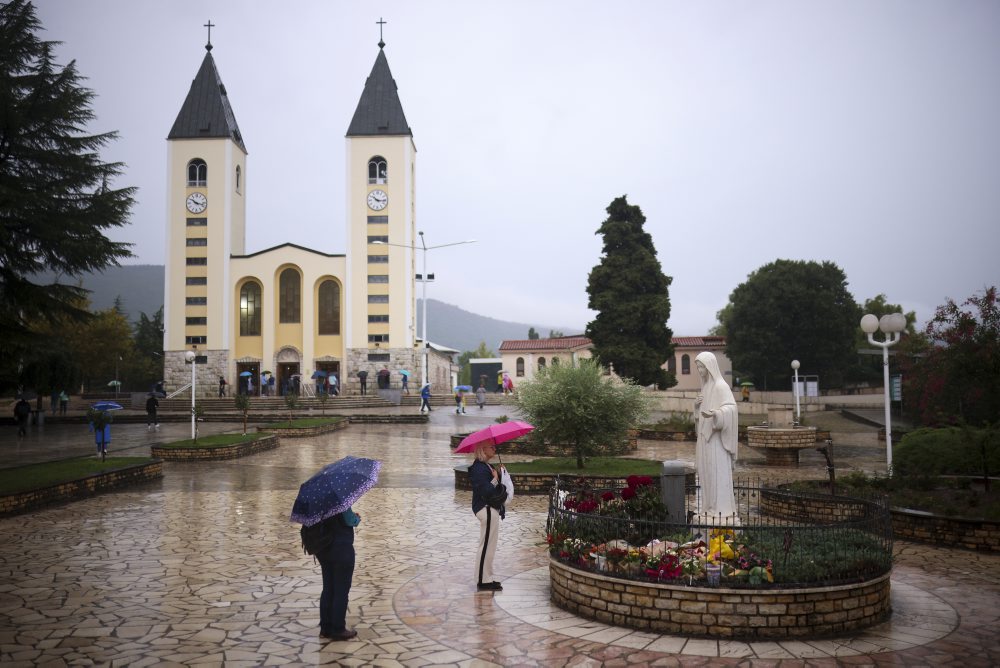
[1, 408, 999, 666]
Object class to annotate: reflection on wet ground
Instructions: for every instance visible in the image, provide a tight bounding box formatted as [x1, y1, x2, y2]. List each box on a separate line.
[1, 405, 998, 665]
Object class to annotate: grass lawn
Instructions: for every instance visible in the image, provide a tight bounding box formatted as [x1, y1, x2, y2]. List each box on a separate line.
[0, 457, 157, 495]
[157, 432, 268, 449]
[504, 457, 663, 476]
[259, 417, 345, 429]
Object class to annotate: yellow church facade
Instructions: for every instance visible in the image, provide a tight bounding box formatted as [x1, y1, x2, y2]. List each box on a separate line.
[162, 38, 445, 395]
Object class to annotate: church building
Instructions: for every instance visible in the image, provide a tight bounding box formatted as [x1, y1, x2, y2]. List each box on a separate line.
[162, 34, 444, 394]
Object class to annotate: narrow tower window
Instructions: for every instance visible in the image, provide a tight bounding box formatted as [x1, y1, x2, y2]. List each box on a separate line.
[187, 159, 207, 186]
[235, 165, 241, 192]
[368, 156, 387, 184]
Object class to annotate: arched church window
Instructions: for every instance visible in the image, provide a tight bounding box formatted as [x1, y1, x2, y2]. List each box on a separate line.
[551, 357, 560, 366]
[240, 282, 261, 336]
[235, 165, 241, 192]
[317, 280, 341, 335]
[516, 357, 525, 377]
[279, 268, 301, 323]
[187, 159, 207, 186]
[368, 156, 387, 184]
[681, 354, 691, 375]
[538, 357, 546, 371]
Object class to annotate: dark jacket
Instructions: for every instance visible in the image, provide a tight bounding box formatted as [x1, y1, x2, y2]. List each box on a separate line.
[469, 459, 507, 519]
[13, 400, 30, 421]
[145, 396, 159, 413]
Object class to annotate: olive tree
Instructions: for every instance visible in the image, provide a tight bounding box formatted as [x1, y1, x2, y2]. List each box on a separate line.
[515, 358, 649, 468]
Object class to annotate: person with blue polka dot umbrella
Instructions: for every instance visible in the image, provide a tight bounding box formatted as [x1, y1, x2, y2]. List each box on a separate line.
[291, 456, 381, 641]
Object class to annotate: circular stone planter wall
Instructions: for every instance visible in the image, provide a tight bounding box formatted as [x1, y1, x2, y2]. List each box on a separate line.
[550, 558, 891, 639]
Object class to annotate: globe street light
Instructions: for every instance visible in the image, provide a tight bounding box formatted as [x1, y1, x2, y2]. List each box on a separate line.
[791, 359, 801, 423]
[860, 312, 906, 472]
[372, 232, 476, 387]
[184, 350, 196, 439]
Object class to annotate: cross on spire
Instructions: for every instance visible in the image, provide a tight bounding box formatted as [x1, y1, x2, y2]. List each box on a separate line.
[377, 17, 386, 48]
[204, 20, 215, 51]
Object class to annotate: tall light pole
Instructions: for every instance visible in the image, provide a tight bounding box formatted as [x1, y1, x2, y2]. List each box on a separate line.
[790, 359, 801, 423]
[860, 313, 906, 472]
[372, 232, 476, 388]
[185, 350, 197, 439]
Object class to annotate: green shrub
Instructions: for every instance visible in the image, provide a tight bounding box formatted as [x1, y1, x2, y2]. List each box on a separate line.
[895, 426, 1000, 477]
[646, 412, 694, 432]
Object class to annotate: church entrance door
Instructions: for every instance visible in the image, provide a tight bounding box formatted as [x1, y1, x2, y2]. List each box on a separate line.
[278, 363, 300, 396]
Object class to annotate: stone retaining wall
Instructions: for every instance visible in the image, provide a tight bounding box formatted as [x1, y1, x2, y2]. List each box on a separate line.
[257, 420, 349, 437]
[151, 435, 280, 461]
[549, 558, 891, 639]
[760, 488, 874, 523]
[0, 461, 163, 517]
[762, 483, 1000, 553]
[891, 508, 1000, 552]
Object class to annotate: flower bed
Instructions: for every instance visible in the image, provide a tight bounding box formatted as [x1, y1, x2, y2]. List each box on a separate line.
[546, 477, 894, 638]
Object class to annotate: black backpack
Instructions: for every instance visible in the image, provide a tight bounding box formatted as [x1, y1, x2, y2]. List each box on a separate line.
[300, 516, 338, 556]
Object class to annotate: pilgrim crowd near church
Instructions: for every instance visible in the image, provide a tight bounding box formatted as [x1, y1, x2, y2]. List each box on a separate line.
[163, 22, 451, 395]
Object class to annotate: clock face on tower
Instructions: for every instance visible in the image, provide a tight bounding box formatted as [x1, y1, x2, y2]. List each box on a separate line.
[367, 189, 388, 211]
[186, 192, 208, 214]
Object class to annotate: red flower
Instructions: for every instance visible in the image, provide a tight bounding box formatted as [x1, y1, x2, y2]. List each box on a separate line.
[563, 498, 578, 510]
[578, 499, 598, 513]
[634, 475, 654, 487]
[601, 491, 616, 502]
[620, 487, 636, 500]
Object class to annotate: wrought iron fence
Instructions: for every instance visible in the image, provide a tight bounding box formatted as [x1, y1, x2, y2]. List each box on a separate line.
[546, 476, 893, 588]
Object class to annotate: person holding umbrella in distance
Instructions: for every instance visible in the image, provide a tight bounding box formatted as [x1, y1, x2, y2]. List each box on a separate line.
[455, 421, 534, 591]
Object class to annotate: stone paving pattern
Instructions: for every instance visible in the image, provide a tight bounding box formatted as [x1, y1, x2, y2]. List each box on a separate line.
[1, 407, 999, 666]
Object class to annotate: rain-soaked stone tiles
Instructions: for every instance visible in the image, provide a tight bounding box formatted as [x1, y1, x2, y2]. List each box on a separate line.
[1, 419, 1000, 665]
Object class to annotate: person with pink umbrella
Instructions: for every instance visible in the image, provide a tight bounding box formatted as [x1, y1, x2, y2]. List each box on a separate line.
[455, 421, 534, 591]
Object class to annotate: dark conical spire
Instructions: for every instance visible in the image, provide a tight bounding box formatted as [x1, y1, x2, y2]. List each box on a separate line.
[346, 47, 412, 137]
[168, 49, 246, 152]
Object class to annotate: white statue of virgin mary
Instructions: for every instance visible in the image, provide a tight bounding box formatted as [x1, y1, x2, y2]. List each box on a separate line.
[694, 351, 739, 521]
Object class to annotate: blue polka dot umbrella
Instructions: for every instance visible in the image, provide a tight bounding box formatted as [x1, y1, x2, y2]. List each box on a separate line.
[290, 456, 382, 527]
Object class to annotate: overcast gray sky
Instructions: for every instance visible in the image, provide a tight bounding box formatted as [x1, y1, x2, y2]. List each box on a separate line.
[34, 0, 1000, 336]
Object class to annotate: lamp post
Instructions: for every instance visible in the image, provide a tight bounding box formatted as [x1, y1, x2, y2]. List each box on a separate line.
[790, 359, 801, 423]
[184, 350, 197, 439]
[372, 232, 476, 388]
[860, 312, 906, 472]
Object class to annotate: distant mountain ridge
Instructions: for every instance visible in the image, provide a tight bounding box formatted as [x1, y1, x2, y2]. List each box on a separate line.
[36, 264, 578, 354]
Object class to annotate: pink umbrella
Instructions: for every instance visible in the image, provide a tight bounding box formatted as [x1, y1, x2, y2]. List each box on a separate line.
[455, 421, 534, 465]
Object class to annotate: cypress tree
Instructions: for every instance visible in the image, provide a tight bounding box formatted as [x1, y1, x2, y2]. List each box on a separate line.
[585, 196, 674, 387]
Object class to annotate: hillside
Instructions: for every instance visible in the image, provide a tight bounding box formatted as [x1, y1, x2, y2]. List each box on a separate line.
[32, 265, 577, 354]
